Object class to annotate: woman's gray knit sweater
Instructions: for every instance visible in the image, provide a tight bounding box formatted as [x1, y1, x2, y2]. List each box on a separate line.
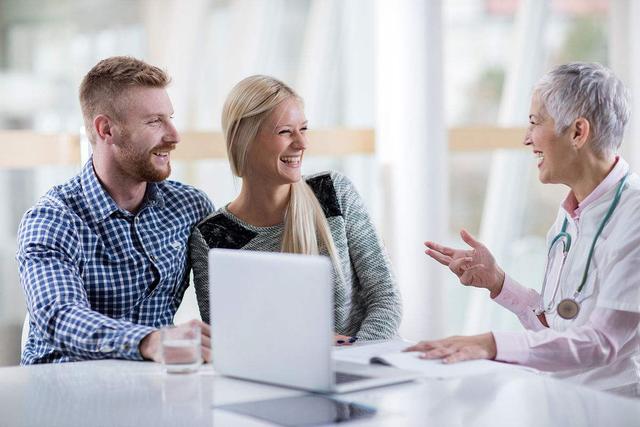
[189, 171, 401, 340]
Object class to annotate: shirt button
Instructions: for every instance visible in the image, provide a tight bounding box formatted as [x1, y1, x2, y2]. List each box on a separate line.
[122, 343, 130, 352]
[100, 345, 113, 353]
[150, 255, 157, 263]
[135, 216, 140, 223]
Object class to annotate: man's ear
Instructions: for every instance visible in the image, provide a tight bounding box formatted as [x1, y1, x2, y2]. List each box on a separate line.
[572, 117, 590, 149]
[94, 115, 115, 144]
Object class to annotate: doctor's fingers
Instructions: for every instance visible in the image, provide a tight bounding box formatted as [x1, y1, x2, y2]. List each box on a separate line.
[404, 340, 439, 352]
[424, 248, 453, 266]
[442, 346, 486, 364]
[405, 337, 461, 352]
[459, 264, 486, 286]
[460, 229, 485, 250]
[418, 346, 458, 360]
[424, 241, 464, 258]
[448, 257, 474, 276]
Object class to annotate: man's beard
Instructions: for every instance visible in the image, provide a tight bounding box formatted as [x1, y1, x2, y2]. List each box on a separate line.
[118, 134, 173, 182]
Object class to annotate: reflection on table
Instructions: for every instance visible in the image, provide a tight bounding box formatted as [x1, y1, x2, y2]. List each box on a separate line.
[0, 359, 637, 427]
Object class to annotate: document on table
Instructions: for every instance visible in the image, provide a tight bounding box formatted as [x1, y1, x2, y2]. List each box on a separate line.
[332, 340, 539, 379]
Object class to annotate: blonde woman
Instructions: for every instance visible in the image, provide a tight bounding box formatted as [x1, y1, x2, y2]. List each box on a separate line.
[189, 75, 401, 342]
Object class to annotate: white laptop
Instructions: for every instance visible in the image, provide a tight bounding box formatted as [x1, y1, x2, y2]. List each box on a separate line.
[209, 248, 421, 393]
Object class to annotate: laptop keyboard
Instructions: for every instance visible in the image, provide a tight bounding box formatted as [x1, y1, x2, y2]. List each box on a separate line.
[335, 371, 370, 384]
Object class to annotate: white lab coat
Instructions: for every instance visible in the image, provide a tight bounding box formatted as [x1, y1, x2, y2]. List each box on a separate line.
[542, 173, 640, 391]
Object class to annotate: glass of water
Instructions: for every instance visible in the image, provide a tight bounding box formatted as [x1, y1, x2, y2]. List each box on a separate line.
[160, 323, 202, 373]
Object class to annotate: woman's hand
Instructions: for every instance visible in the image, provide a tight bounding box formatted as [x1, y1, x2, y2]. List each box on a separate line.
[404, 333, 497, 363]
[334, 334, 357, 346]
[425, 229, 505, 298]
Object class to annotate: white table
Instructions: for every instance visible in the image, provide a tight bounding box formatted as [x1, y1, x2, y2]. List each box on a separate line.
[0, 359, 637, 426]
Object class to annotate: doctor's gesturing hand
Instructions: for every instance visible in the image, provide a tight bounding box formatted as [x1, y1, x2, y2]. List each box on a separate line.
[412, 230, 503, 363]
[424, 229, 505, 299]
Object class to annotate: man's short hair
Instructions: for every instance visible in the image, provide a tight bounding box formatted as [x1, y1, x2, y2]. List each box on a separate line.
[79, 56, 170, 143]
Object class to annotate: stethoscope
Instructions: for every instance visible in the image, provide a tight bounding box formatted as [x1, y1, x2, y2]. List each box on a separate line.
[535, 173, 629, 320]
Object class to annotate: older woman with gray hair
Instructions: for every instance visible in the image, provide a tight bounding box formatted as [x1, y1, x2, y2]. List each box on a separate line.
[410, 62, 640, 397]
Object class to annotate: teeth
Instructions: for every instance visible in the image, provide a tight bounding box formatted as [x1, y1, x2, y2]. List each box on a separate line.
[280, 156, 301, 163]
[535, 152, 543, 159]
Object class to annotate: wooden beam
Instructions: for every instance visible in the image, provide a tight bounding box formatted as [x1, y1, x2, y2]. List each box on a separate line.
[448, 126, 526, 151]
[0, 127, 527, 168]
[306, 128, 376, 156]
[176, 128, 377, 160]
[1, 131, 81, 168]
[176, 131, 227, 160]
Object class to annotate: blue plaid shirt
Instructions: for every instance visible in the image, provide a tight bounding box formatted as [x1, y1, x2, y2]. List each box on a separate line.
[17, 159, 213, 364]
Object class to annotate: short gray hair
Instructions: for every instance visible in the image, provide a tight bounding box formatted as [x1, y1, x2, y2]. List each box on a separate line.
[533, 62, 630, 155]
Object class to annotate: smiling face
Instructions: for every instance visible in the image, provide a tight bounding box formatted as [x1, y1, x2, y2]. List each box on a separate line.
[112, 87, 179, 182]
[524, 95, 578, 185]
[244, 98, 308, 185]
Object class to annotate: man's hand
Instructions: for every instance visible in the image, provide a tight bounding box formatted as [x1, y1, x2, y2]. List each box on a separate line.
[139, 330, 162, 362]
[140, 319, 212, 363]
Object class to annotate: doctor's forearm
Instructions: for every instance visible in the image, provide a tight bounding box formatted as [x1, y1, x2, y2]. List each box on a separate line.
[494, 309, 639, 371]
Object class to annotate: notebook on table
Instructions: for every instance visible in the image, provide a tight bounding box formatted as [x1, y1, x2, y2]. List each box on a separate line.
[333, 340, 540, 379]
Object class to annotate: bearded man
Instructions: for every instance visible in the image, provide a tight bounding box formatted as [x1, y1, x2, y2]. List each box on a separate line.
[17, 56, 213, 364]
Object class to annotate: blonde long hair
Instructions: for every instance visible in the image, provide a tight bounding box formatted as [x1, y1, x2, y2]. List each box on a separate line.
[222, 75, 343, 275]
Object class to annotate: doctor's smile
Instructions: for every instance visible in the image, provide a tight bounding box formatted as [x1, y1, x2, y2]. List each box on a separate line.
[534, 151, 544, 166]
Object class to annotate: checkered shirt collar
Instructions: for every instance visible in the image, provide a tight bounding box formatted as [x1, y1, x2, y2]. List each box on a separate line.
[80, 158, 165, 223]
